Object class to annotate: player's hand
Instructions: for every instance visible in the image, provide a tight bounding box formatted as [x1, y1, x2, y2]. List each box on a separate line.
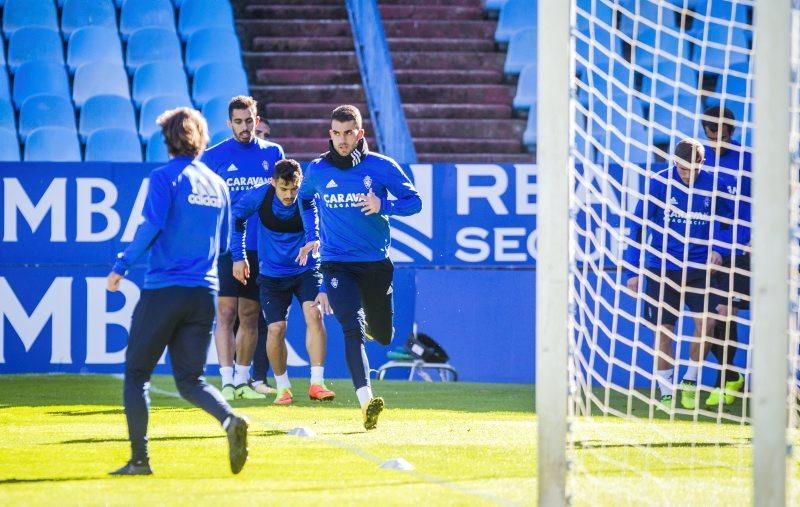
[355, 188, 381, 215]
[626, 276, 639, 292]
[708, 251, 723, 268]
[296, 240, 320, 266]
[107, 272, 124, 292]
[315, 292, 333, 315]
[233, 260, 249, 285]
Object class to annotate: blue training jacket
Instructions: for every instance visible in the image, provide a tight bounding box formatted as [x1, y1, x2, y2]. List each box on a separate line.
[112, 156, 231, 291]
[231, 183, 320, 278]
[623, 166, 737, 279]
[201, 136, 284, 251]
[704, 140, 752, 254]
[298, 152, 422, 262]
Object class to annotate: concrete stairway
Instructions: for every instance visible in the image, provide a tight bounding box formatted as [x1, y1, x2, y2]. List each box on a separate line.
[236, 0, 372, 161]
[379, 0, 531, 163]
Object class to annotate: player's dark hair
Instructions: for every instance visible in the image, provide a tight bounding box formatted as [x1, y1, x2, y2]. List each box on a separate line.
[674, 137, 705, 165]
[228, 95, 257, 119]
[274, 159, 302, 184]
[701, 105, 736, 135]
[157, 107, 208, 158]
[331, 104, 363, 129]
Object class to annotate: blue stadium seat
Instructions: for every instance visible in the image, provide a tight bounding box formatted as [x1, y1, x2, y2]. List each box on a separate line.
[138, 94, 192, 140]
[61, 0, 117, 42]
[690, 24, 750, 70]
[18, 94, 76, 142]
[0, 99, 15, 131]
[80, 94, 137, 142]
[3, 0, 59, 38]
[522, 103, 536, 150]
[120, 0, 176, 41]
[210, 130, 229, 146]
[178, 0, 235, 42]
[192, 62, 247, 109]
[146, 130, 169, 162]
[631, 27, 691, 71]
[691, 0, 751, 25]
[185, 28, 241, 76]
[7, 27, 64, 74]
[201, 95, 230, 137]
[713, 62, 751, 98]
[649, 100, 699, 145]
[0, 68, 9, 101]
[617, 0, 681, 36]
[73, 61, 130, 109]
[575, 0, 615, 33]
[13, 61, 70, 110]
[504, 27, 535, 76]
[126, 27, 183, 76]
[513, 64, 536, 110]
[495, 0, 536, 45]
[603, 121, 652, 164]
[485, 0, 508, 11]
[0, 34, 6, 67]
[640, 61, 699, 99]
[133, 62, 191, 109]
[24, 126, 82, 161]
[86, 128, 143, 162]
[661, 90, 704, 118]
[0, 127, 21, 161]
[67, 27, 124, 75]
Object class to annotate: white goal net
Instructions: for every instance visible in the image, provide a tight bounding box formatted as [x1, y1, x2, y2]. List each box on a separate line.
[565, 0, 800, 503]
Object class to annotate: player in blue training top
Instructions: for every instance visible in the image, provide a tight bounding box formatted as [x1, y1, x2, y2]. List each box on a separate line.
[201, 96, 284, 401]
[623, 138, 737, 412]
[231, 159, 336, 405]
[106, 107, 248, 476]
[701, 105, 751, 408]
[297, 105, 422, 430]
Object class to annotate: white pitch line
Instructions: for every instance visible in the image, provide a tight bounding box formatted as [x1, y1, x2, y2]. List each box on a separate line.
[110, 373, 182, 399]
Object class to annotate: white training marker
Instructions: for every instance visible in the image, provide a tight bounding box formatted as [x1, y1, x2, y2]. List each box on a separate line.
[287, 427, 316, 437]
[379, 458, 414, 471]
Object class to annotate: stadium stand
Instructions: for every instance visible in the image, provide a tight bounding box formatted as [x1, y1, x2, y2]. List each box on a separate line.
[18, 94, 76, 142]
[126, 27, 183, 76]
[494, 0, 535, 46]
[12, 61, 71, 110]
[132, 61, 191, 109]
[7, 27, 64, 73]
[146, 131, 168, 162]
[177, 0, 235, 42]
[73, 61, 130, 109]
[119, 0, 176, 41]
[192, 62, 248, 109]
[3, 0, 59, 38]
[79, 95, 138, 143]
[138, 94, 193, 141]
[0, 127, 21, 161]
[201, 95, 231, 139]
[85, 128, 143, 162]
[24, 126, 81, 162]
[66, 27, 125, 75]
[61, 0, 117, 42]
[504, 27, 535, 76]
[0, 99, 16, 132]
[185, 28, 242, 76]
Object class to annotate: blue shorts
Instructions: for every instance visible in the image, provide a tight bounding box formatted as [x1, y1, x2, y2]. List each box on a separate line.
[258, 268, 323, 324]
[218, 250, 260, 301]
[643, 268, 723, 326]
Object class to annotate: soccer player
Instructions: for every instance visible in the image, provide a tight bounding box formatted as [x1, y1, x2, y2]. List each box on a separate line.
[201, 96, 284, 400]
[702, 105, 751, 406]
[623, 138, 737, 411]
[107, 107, 248, 476]
[296, 105, 422, 429]
[231, 159, 336, 405]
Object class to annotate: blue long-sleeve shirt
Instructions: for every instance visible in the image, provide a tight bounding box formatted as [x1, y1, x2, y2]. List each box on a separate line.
[704, 140, 752, 254]
[297, 152, 422, 262]
[112, 156, 231, 291]
[201, 136, 284, 251]
[623, 166, 737, 279]
[230, 183, 320, 277]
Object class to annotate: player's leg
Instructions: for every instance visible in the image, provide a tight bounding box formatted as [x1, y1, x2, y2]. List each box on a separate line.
[644, 268, 680, 409]
[215, 252, 239, 400]
[250, 310, 274, 394]
[358, 259, 395, 345]
[261, 274, 294, 405]
[111, 288, 176, 475]
[298, 269, 334, 401]
[322, 262, 384, 429]
[232, 250, 265, 399]
[679, 269, 719, 410]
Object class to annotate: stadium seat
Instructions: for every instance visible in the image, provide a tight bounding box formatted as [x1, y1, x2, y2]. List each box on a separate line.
[3, 0, 59, 38]
[617, 0, 681, 36]
[210, 130, 229, 146]
[713, 62, 751, 98]
[640, 61, 699, 99]
[61, 0, 117, 42]
[513, 64, 536, 110]
[504, 27, 535, 76]
[485, 0, 508, 11]
[133, 62, 191, 109]
[18, 94, 77, 143]
[201, 96, 231, 137]
[0, 68, 9, 101]
[0, 127, 21, 161]
[126, 27, 183, 76]
[79, 94, 137, 142]
[631, 27, 691, 71]
[689, 24, 750, 70]
[495, 0, 536, 45]
[138, 94, 193, 140]
[178, 0, 235, 42]
[603, 121, 652, 164]
[67, 27, 124, 75]
[120, 0, 176, 41]
[86, 128, 144, 162]
[576, 0, 615, 33]
[691, 0, 751, 25]
[24, 126, 82, 162]
[522, 103, 536, 150]
[192, 62, 248, 109]
[12, 61, 71, 110]
[73, 61, 130, 109]
[0, 36, 5, 67]
[649, 100, 700, 144]
[7, 27, 64, 74]
[185, 28, 241, 76]
[146, 130, 169, 162]
[661, 90, 704, 118]
[0, 99, 15, 132]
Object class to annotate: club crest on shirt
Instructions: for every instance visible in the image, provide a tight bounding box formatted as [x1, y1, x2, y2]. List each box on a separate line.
[703, 197, 711, 209]
[330, 277, 339, 289]
[262, 160, 270, 171]
[363, 175, 372, 190]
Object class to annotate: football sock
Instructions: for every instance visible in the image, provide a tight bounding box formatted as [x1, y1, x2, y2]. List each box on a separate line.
[310, 366, 324, 385]
[356, 386, 373, 408]
[220, 366, 234, 386]
[274, 372, 291, 391]
[233, 363, 251, 386]
[683, 366, 698, 382]
[656, 368, 674, 396]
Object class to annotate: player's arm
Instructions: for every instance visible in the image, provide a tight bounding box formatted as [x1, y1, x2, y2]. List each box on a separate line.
[379, 163, 422, 216]
[108, 171, 172, 291]
[297, 198, 321, 266]
[219, 184, 232, 256]
[622, 188, 653, 291]
[711, 175, 738, 260]
[230, 184, 268, 262]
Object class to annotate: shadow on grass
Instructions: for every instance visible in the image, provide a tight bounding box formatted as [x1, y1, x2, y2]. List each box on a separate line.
[56, 429, 285, 445]
[0, 477, 101, 485]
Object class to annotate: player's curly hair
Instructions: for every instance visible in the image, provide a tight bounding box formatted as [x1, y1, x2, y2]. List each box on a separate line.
[331, 104, 363, 129]
[228, 95, 257, 119]
[274, 159, 302, 183]
[156, 107, 208, 158]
